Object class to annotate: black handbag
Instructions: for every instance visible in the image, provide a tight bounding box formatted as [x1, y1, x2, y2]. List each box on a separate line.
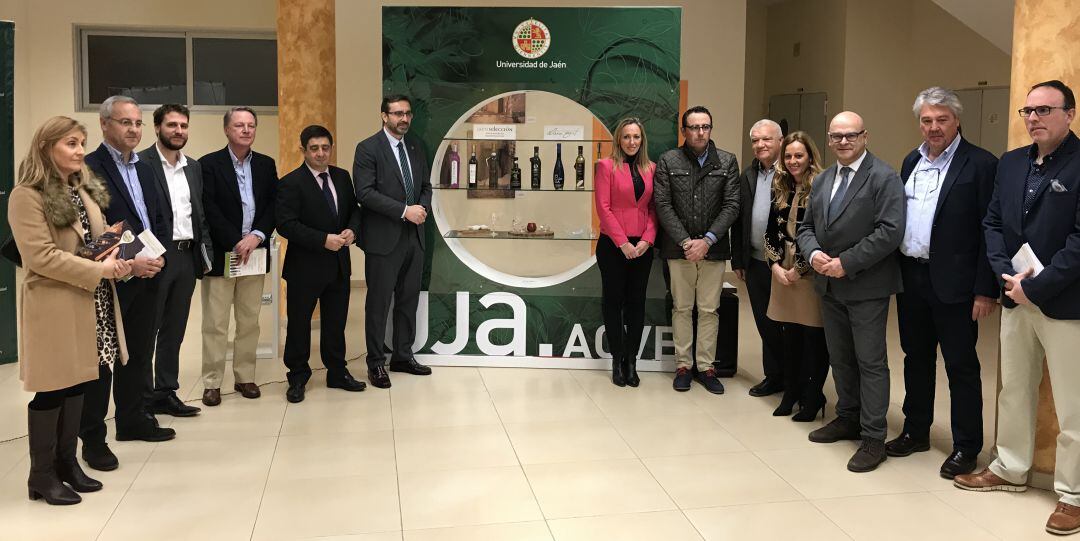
[1, 234, 20, 267]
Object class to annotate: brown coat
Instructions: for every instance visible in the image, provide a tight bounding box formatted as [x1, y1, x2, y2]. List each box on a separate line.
[9, 181, 127, 392]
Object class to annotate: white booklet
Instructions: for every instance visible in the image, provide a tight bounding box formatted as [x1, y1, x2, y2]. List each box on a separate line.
[135, 229, 166, 260]
[1011, 243, 1044, 277]
[225, 247, 266, 278]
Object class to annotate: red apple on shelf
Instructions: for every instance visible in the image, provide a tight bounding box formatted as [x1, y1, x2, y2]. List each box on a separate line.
[527, 222, 537, 233]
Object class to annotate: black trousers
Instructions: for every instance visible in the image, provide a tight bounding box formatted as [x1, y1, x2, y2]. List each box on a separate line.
[779, 322, 830, 405]
[284, 271, 350, 386]
[896, 257, 983, 453]
[149, 245, 196, 401]
[745, 258, 784, 381]
[595, 234, 653, 360]
[81, 277, 160, 445]
[365, 224, 423, 365]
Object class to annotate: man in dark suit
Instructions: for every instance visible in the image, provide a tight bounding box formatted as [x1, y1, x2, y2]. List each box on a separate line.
[731, 118, 786, 397]
[353, 95, 432, 389]
[278, 125, 366, 403]
[138, 104, 211, 418]
[796, 111, 905, 473]
[955, 80, 1080, 537]
[199, 107, 277, 406]
[80, 95, 175, 472]
[886, 87, 998, 479]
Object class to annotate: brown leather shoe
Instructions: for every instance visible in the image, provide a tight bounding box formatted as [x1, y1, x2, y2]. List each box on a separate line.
[234, 382, 261, 399]
[1047, 502, 1080, 535]
[202, 388, 221, 407]
[953, 468, 1027, 492]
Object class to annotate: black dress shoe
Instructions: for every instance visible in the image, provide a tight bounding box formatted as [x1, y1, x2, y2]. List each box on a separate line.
[115, 423, 176, 442]
[848, 437, 887, 473]
[749, 378, 784, 397]
[808, 417, 861, 443]
[150, 394, 201, 417]
[286, 382, 305, 403]
[81, 443, 119, 472]
[388, 357, 432, 375]
[885, 432, 931, 457]
[328, 373, 367, 392]
[940, 449, 979, 479]
[368, 364, 392, 389]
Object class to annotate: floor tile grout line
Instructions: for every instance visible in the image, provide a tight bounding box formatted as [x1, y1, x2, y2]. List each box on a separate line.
[247, 394, 290, 541]
[926, 489, 1009, 541]
[388, 384, 407, 536]
[93, 440, 161, 541]
[477, 366, 558, 541]
[581, 369, 706, 541]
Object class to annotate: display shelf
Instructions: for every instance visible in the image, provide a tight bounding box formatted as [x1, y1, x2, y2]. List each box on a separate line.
[444, 230, 597, 241]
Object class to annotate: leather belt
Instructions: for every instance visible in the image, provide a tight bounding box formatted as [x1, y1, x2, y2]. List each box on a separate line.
[173, 240, 193, 251]
[904, 255, 930, 265]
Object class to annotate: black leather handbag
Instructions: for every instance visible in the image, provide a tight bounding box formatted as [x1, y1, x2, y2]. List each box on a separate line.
[1, 234, 20, 267]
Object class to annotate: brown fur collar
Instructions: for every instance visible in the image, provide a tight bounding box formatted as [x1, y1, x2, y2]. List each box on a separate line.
[40, 173, 111, 228]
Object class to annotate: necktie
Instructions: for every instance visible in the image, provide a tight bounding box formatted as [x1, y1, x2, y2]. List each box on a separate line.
[828, 166, 853, 221]
[397, 141, 415, 205]
[318, 172, 337, 218]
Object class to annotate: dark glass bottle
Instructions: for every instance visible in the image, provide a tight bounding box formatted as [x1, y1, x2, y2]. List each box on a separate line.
[486, 151, 499, 188]
[574, 145, 585, 190]
[552, 143, 564, 190]
[467, 150, 478, 188]
[510, 156, 522, 190]
[530, 146, 541, 190]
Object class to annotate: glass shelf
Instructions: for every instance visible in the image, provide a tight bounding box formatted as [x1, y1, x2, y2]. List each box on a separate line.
[433, 185, 594, 193]
[445, 230, 597, 241]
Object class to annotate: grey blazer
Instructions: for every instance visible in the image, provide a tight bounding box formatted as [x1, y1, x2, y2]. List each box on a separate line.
[137, 144, 214, 277]
[796, 151, 905, 301]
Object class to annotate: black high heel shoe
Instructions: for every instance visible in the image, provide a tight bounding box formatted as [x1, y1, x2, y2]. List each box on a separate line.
[625, 355, 640, 388]
[773, 394, 800, 416]
[791, 397, 826, 422]
[612, 356, 627, 387]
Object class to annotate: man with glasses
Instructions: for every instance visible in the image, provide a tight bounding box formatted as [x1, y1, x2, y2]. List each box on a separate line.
[731, 119, 785, 397]
[796, 111, 905, 473]
[353, 95, 432, 389]
[956, 80, 1080, 537]
[654, 105, 740, 394]
[81, 95, 174, 472]
[887, 87, 998, 479]
[199, 107, 278, 406]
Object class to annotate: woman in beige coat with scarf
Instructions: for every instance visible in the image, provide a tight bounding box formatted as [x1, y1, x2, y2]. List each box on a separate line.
[8, 116, 130, 505]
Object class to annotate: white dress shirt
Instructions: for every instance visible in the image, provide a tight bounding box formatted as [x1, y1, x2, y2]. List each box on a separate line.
[307, 164, 338, 209]
[901, 135, 962, 259]
[157, 143, 194, 241]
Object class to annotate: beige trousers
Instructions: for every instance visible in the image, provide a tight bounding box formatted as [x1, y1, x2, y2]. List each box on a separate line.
[201, 274, 264, 389]
[989, 303, 1080, 505]
[668, 259, 725, 371]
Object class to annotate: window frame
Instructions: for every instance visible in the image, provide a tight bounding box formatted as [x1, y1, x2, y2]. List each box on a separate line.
[74, 25, 278, 114]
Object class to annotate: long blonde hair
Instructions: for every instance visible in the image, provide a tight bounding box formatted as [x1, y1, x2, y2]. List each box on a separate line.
[610, 117, 654, 175]
[772, 131, 824, 208]
[17, 116, 93, 190]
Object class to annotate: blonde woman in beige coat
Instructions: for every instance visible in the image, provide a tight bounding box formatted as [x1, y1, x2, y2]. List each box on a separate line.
[8, 116, 131, 505]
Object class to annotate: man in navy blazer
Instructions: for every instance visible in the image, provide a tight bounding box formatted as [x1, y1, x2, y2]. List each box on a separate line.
[199, 107, 277, 407]
[353, 95, 433, 389]
[887, 87, 998, 479]
[277, 125, 365, 403]
[955, 80, 1080, 536]
[80, 96, 175, 473]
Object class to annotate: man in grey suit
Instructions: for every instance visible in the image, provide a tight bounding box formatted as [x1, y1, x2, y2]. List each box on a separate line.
[796, 111, 905, 473]
[138, 104, 212, 418]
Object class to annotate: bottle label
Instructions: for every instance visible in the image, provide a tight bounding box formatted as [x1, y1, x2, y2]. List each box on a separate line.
[468, 164, 477, 184]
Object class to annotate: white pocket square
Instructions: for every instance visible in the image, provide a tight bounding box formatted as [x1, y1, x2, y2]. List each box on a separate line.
[1051, 179, 1068, 192]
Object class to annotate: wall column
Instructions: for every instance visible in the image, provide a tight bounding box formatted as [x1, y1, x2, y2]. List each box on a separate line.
[277, 0, 336, 168]
[1006, 0, 1080, 484]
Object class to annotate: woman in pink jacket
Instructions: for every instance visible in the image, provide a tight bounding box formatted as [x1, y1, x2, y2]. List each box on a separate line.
[594, 118, 657, 387]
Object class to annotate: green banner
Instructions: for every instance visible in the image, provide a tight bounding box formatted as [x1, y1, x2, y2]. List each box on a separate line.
[382, 7, 680, 364]
[0, 21, 14, 364]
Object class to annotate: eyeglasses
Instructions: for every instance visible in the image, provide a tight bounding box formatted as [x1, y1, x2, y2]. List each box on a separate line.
[109, 118, 144, 129]
[386, 111, 414, 118]
[684, 124, 712, 132]
[1018, 105, 1071, 117]
[828, 130, 865, 143]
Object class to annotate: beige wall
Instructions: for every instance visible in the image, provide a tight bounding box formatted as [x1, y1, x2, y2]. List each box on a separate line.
[751, 0, 1009, 169]
[741, 0, 768, 167]
[0, 0, 279, 169]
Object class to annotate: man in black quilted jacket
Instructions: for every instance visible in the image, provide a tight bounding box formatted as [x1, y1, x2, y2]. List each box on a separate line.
[653, 105, 741, 394]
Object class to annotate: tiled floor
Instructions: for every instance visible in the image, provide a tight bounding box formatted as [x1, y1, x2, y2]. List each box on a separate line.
[0, 282, 1065, 540]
